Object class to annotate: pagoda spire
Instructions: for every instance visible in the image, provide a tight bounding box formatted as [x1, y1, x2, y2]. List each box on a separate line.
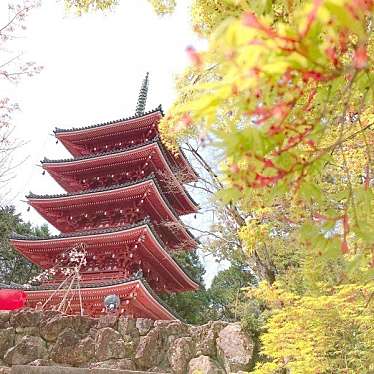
[135, 72, 149, 116]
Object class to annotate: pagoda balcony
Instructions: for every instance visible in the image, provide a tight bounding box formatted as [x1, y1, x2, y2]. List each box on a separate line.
[10, 221, 199, 293]
[42, 139, 198, 216]
[53, 107, 197, 183]
[26, 176, 197, 251]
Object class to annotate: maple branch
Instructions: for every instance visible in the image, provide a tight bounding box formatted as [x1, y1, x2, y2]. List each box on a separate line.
[185, 223, 241, 247]
[0, 7, 30, 35]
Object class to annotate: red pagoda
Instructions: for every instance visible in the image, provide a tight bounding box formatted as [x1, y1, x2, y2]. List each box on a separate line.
[8, 74, 199, 320]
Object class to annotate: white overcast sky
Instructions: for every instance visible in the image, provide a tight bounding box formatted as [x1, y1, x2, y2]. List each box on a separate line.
[1, 1, 228, 286]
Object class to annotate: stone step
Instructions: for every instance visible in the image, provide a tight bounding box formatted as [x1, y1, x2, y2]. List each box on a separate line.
[9, 366, 168, 374]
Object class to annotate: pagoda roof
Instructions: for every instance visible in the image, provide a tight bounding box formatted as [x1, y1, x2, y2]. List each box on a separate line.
[43, 136, 159, 163]
[28, 173, 161, 199]
[27, 173, 193, 220]
[1, 273, 143, 291]
[52, 106, 198, 182]
[10, 221, 199, 292]
[11, 218, 155, 240]
[0, 276, 179, 320]
[27, 175, 197, 249]
[54, 106, 164, 134]
[41, 138, 198, 215]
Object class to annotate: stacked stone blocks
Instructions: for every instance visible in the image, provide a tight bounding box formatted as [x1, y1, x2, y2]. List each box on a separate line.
[0, 310, 254, 373]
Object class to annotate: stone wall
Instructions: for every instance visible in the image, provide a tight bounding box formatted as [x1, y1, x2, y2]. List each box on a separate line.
[0, 309, 254, 373]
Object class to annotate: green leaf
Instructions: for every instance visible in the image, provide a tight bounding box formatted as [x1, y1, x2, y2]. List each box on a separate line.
[346, 254, 366, 275]
[300, 223, 321, 241]
[324, 1, 365, 38]
[216, 187, 242, 204]
[323, 237, 341, 259]
[299, 181, 323, 203]
[353, 225, 374, 244]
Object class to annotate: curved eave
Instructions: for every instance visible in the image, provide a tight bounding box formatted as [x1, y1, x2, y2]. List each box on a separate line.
[11, 219, 153, 240]
[43, 137, 158, 163]
[1, 277, 178, 320]
[54, 106, 164, 134]
[42, 140, 199, 214]
[0, 273, 143, 291]
[137, 278, 178, 320]
[10, 222, 199, 292]
[175, 148, 199, 183]
[26, 175, 198, 246]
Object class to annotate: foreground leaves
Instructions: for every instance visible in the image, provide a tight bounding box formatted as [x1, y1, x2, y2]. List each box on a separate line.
[250, 282, 374, 373]
[157, 0, 374, 371]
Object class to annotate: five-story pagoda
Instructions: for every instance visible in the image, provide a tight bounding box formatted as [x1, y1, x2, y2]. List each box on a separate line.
[8, 74, 199, 320]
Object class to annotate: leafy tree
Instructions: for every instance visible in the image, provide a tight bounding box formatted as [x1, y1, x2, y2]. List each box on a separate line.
[156, 0, 374, 372]
[0, 205, 49, 285]
[160, 250, 216, 324]
[148, 0, 374, 372]
[64, 0, 176, 14]
[1, 1, 42, 194]
[64, 0, 118, 12]
[250, 281, 374, 373]
[209, 264, 257, 321]
[162, 255, 258, 325]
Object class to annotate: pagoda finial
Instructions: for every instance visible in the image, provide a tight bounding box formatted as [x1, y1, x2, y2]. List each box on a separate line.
[135, 72, 149, 116]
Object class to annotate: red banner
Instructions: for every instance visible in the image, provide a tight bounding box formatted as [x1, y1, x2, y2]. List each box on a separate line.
[0, 289, 27, 310]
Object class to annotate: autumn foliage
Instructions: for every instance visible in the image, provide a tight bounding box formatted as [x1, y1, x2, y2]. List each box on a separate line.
[157, 0, 374, 372]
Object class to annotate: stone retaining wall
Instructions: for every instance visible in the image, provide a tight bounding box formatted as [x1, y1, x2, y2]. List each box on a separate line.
[0, 309, 254, 373]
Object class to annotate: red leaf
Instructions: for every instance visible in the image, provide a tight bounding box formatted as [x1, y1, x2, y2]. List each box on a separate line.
[303, 71, 324, 82]
[341, 239, 349, 253]
[273, 103, 289, 120]
[268, 125, 282, 135]
[342, 214, 350, 235]
[230, 163, 240, 174]
[305, 139, 316, 148]
[339, 30, 349, 53]
[354, 45, 368, 69]
[232, 84, 239, 96]
[186, 46, 203, 66]
[326, 47, 338, 66]
[312, 213, 328, 222]
[301, 0, 323, 37]
[242, 12, 276, 37]
[242, 12, 263, 29]
[253, 171, 285, 188]
[263, 158, 274, 168]
[181, 113, 193, 127]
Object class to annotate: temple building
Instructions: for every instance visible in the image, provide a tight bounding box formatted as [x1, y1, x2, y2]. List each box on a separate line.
[8, 74, 200, 320]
